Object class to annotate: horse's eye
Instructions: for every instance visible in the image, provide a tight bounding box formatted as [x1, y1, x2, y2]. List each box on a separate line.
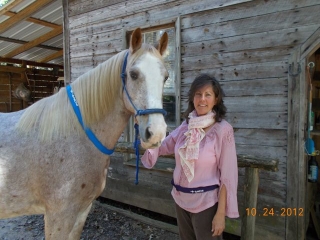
[164, 76, 169, 82]
[130, 71, 138, 80]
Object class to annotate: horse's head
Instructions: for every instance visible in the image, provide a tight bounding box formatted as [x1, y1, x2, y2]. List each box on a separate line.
[123, 28, 169, 149]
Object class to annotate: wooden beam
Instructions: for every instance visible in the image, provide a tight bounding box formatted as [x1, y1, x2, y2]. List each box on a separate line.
[4, 11, 61, 29]
[0, 57, 63, 69]
[0, 36, 62, 51]
[286, 48, 305, 240]
[115, 142, 279, 171]
[39, 50, 63, 63]
[4, 26, 63, 58]
[0, 65, 25, 73]
[0, 0, 24, 15]
[62, 0, 71, 85]
[0, 0, 53, 34]
[0, 65, 63, 76]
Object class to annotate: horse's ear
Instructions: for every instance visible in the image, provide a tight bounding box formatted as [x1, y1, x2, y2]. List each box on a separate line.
[130, 28, 142, 54]
[155, 32, 168, 56]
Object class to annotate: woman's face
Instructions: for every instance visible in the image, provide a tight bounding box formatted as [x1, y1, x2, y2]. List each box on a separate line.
[193, 84, 217, 116]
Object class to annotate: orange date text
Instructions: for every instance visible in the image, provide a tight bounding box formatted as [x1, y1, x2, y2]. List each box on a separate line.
[245, 208, 304, 217]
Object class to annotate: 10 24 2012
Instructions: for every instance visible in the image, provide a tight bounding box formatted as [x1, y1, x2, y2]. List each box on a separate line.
[245, 207, 304, 217]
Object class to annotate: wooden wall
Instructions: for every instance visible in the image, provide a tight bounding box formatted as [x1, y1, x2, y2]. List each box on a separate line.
[0, 63, 64, 112]
[66, 0, 320, 239]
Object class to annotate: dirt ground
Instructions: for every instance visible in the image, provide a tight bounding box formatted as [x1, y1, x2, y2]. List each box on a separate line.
[0, 199, 179, 240]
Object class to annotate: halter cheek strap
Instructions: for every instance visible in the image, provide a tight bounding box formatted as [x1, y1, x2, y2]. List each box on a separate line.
[121, 51, 167, 185]
[121, 52, 167, 117]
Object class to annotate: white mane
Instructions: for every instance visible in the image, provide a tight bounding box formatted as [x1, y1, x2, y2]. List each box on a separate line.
[16, 50, 127, 140]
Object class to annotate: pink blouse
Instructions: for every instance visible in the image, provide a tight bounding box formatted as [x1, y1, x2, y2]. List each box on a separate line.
[141, 119, 239, 218]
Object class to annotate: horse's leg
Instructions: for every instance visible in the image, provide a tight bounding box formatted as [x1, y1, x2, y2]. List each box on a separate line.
[44, 203, 92, 240]
[69, 203, 92, 239]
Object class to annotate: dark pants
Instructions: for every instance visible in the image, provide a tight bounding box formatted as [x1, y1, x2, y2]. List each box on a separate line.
[175, 203, 223, 240]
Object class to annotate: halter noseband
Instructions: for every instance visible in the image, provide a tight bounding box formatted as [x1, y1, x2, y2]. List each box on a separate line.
[121, 51, 167, 184]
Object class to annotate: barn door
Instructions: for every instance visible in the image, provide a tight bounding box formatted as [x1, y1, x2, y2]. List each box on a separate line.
[286, 27, 320, 240]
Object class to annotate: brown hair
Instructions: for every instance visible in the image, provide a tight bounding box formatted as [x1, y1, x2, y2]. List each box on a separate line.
[183, 74, 227, 123]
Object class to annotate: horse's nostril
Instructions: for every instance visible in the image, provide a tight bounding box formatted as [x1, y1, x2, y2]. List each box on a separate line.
[145, 127, 153, 140]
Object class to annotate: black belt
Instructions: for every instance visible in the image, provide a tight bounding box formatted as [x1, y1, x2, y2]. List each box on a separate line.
[171, 179, 219, 194]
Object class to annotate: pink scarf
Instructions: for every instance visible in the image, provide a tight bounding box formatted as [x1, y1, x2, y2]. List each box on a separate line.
[178, 110, 215, 182]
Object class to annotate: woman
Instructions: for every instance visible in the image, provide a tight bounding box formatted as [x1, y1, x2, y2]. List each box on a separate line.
[141, 74, 239, 239]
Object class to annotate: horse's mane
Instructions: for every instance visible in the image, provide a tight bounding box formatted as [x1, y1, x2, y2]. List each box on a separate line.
[16, 50, 127, 140]
[16, 44, 162, 140]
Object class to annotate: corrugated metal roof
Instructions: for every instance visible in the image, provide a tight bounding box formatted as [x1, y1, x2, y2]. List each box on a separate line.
[0, 0, 63, 65]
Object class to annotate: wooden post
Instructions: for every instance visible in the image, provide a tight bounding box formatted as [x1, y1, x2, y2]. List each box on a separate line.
[241, 167, 259, 240]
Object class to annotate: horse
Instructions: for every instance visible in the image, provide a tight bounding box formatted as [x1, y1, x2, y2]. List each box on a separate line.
[0, 28, 168, 239]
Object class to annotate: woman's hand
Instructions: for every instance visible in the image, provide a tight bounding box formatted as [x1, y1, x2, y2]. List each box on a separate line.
[211, 212, 225, 237]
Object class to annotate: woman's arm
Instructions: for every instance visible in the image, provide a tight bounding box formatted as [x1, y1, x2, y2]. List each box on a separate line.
[141, 122, 186, 168]
[211, 184, 226, 236]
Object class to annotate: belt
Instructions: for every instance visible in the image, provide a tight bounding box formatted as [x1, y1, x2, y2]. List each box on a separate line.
[171, 179, 219, 194]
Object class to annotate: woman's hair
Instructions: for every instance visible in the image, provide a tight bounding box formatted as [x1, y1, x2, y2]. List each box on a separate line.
[183, 74, 227, 123]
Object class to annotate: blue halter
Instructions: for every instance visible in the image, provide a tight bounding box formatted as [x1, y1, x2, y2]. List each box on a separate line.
[67, 51, 167, 184]
[66, 85, 114, 155]
[121, 51, 167, 184]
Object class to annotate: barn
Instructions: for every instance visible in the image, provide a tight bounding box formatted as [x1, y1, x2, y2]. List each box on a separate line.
[62, 0, 320, 239]
[1, 0, 320, 239]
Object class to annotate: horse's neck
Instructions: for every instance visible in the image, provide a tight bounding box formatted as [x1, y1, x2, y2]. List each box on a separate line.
[92, 102, 132, 150]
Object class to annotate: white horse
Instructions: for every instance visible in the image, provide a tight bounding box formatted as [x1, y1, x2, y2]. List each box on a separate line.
[0, 28, 168, 239]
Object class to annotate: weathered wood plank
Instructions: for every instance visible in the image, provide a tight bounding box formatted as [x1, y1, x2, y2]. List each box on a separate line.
[70, 28, 123, 46]
[181, 0, 320, 29]
[70, 40, 123, 58]
[70, 53, 115, 64]
[182, 47, 291, 71]
[181, 61, 288, 82]
[234, 128, 287, 146]
[225, 112, 287, 129]
[236, 144, 286, 163]
[182, 25, 318, 57]
[69, 0, 126, 16]
[220, 78, 287, 97]
[181, 5, 320, 43]
[69, 0, 252, 28]
[225, 95, 287, 113]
